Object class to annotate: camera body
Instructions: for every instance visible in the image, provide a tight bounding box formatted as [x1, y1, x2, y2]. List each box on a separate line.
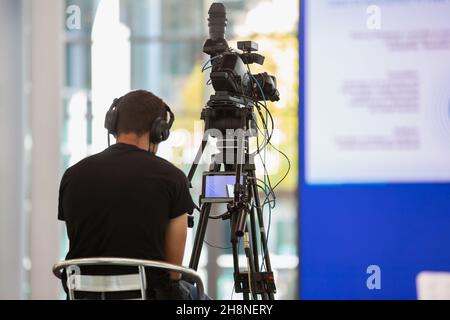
[204, 3, 280, 103]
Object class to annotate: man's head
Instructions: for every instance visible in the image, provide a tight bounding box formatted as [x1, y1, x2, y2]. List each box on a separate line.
[116, 90, 168, 136]
[110, 90, 171, 152]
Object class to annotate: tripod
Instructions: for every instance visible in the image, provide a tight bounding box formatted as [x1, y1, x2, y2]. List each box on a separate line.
[186, 93, 276, 300]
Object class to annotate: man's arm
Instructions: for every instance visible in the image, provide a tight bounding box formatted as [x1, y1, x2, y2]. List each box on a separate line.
[165, 213, 188, 280]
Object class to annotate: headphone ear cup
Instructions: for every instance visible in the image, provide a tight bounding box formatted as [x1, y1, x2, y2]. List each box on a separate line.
[150, 117, 169, 144]
[105, 109, 118, 135]
[160, 125, 170, 142]
[105, 99, 120, 135]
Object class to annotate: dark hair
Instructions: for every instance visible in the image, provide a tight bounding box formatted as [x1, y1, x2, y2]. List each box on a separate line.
[116, 90, 166, 136]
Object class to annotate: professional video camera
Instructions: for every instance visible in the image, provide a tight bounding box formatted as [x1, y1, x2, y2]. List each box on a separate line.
[197, 2, 280, 134]
[187, 2, 279, 300]
[204, 3, 279, 102]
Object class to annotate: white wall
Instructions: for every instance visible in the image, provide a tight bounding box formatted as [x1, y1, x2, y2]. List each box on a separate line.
[29, 0, 63, 299]
[0, 0, 27, 300]
[0, 0, 63, 299]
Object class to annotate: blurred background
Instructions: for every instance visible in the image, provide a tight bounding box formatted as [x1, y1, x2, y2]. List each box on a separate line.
[300, 0, 450, 299]
[0, 0, 298, 299]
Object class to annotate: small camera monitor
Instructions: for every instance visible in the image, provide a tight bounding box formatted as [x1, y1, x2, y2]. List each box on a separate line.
[201, 172, 244, 203]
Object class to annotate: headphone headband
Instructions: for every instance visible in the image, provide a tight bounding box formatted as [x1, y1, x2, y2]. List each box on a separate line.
[104, 96, 174, 145]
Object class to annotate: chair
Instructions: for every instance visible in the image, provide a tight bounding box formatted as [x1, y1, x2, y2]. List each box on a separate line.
[52, 257, 205, 300]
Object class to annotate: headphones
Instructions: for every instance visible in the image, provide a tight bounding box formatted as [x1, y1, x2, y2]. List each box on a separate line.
[104, 96, 175, 145]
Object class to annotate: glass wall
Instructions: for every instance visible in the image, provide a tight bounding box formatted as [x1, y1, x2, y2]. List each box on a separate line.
[63, 0, 298, 299]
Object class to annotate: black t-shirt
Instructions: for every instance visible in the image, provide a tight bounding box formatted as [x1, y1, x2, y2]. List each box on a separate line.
[58, 143, 195, 279]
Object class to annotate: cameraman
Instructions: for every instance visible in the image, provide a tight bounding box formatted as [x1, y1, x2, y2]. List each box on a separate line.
[58, 90, 197, 299]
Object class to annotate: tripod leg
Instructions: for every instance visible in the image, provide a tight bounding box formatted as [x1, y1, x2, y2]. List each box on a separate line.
[243, 229, 259, 300]
[249, 202, 260, 271]
[188, 139, 208, 183]
[248, 182, 271, 300]
[247, 206, 271, 300]
[189, 202, 212, 270]
[189, 157, 221, 270]
[245, 182, 262, 300]
[231, 238, 249, 300]
[248, 170, 275, 300]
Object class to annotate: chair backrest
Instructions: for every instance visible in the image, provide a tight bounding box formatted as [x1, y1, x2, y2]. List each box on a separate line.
[53, 257, 205, 300]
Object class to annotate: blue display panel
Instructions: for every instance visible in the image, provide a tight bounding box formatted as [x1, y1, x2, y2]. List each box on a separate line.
[300, 0, 450, 299]
[205, 175, 236, 198]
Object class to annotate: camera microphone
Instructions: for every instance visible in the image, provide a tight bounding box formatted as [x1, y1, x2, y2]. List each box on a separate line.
[208, 2, 227, 41]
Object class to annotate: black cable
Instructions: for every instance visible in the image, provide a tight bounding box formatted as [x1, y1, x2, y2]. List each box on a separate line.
[246, 63, 293, 274]
[246, 64, 275, 144]
[256, 183, 276, 208]
[254, 125, 277, 272]
[250, 77, 278, 264]
[244, 64, 271, 155]
[254, 183, 273, 272]
[250, 119, 268, 159]
[265, 206, 273, 271]
[266, 140, 291, 193]
[201, 55, 221, 72]
[255, 179, 272, 193]
[255, 125, 276, 201]
[247, 64, 275, 155]
[255, 135, 291, 273]
[256, 100, 275, 140]
[255, 129, 277, 220]
[250, 110, 270, 154]
[208, 212, 228, 220]
[251, 100, 275, 197]
[260, 207, 273, 272]
[255, 101, 275, 149]
[260, 141, 290, 271]
[246, 62, 277, 273]
[259, 177, 276, 209]
[255, 130, 274, 190]
[251, 116, 275, 206]
[254, 123, 291, 208]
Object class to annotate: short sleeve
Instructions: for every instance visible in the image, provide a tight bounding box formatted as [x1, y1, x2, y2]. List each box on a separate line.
[58, 169, 70, 221]
[170, 172, 195, 219]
